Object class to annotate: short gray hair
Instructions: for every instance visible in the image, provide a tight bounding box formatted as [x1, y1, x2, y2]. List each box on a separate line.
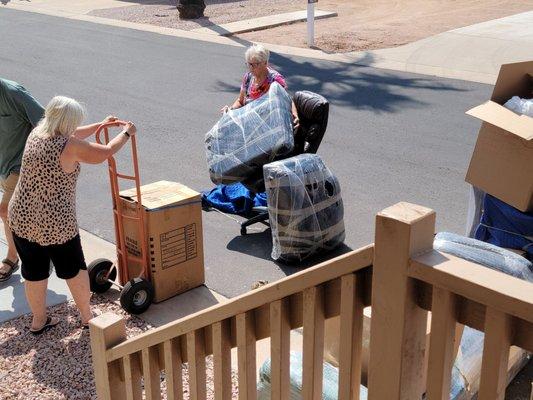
[35, 96, 86, 138]
[245, 44, 270, 63]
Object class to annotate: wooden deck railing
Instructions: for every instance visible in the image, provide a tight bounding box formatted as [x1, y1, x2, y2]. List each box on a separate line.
[367, 202, 533, 400]
[90, 202, 533, 400]
[90, 244, 374, 400]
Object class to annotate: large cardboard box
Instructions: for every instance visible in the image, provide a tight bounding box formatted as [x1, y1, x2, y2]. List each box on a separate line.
[119, 181, 205, 303]
[465, 61, 533, 212]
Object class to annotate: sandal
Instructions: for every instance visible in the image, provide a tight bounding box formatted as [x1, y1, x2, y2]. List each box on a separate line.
[29, 316, 59, 335]
[0, 258, 19, 282]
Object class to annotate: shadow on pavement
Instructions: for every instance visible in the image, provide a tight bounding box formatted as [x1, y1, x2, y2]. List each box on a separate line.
[0, 276, 68, 324]
[227, 229, 354, 274]
[213, 46, 466, 114]
[226, 228, 273, 261]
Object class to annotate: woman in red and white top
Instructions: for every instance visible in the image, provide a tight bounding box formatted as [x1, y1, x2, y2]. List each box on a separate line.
[221, 44, 299, 127]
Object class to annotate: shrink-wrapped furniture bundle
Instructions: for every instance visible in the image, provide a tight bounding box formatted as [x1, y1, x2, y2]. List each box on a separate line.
[205, 82, 294, 185]
[434, 232, 532, 399]
[264, 153, 345, 262]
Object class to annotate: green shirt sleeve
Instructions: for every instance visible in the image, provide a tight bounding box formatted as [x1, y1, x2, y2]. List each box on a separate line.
[11, 85, 45, 127]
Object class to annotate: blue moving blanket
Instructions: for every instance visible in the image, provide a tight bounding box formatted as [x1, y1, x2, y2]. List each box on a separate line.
[201, 183, 267, 215]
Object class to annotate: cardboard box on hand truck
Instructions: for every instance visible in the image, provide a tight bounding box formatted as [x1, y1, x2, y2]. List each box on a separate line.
[119, 181, 205, 303]
[465, 61, 533, 212]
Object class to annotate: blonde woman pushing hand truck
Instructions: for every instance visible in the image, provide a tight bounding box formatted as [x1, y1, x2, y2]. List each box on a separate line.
[8, 96, 136, 334]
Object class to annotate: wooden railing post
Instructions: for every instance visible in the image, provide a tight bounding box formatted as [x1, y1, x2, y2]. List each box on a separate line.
[478, 308, 513, 400]
[302, 286, 325, 400]
[368, 202, 435, 400]
[89, 313, 127, 400]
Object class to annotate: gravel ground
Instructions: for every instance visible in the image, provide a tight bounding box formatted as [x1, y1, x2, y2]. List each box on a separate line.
[89, 0, 533, 53]
[0, 294, 238, 399]
[90, 0, 301, 31]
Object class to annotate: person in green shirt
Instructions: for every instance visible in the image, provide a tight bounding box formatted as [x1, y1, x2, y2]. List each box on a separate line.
[0, 78, 44, 282]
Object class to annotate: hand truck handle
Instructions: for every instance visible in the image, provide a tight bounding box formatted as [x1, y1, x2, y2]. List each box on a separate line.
[95, 120, 127, 145]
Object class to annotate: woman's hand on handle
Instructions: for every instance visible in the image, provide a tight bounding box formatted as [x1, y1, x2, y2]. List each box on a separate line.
[102, 115, 118, 124]
[122, 121, 137, 137]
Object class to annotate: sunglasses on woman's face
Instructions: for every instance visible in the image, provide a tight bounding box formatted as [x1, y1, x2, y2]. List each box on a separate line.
[246, 61, 263, 68]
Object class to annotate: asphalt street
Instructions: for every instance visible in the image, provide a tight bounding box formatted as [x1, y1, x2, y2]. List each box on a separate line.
[0, 8, 491, 297]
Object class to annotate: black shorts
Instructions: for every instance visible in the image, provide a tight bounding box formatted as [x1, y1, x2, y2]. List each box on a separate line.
[12, 233, 87, 282]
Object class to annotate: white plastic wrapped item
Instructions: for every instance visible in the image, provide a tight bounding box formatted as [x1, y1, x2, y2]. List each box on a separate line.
[263, 154, 345, 262]
[503, 96, 533, 117]
[433, 231, 533, 281]
[433, 231, 532, 399]
[449, 327, 530, 400]
[257, 351, 368, 400]
[205, 82, 294, 185]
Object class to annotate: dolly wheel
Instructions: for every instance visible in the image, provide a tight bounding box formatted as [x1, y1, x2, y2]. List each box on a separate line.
[88, 258, 116, 293]
[241, 226, 247, 235]
[120, 278, 154, 314]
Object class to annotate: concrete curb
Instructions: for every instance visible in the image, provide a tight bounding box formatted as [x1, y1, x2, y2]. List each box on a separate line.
[192, 9, 338, 36]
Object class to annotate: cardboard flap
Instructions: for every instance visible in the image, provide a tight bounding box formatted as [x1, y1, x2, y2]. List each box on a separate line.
[491, 61, 533, 103]
[466, 101, 533, 141]
[120, 181, 201, 209]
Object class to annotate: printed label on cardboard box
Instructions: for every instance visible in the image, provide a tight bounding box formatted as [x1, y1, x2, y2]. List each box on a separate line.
[159, 223, 198, 270]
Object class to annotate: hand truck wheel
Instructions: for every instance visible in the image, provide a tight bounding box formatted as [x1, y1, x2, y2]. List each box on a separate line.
[120, 278, 154, 314]
[240, 226, 247, 235]
[88, 258, 117, 293]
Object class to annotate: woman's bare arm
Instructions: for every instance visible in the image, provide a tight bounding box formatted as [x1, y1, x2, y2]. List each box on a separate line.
[62, 121, 136, 166]
[221, 90, 246, 113]
[73, 116, 117, 139]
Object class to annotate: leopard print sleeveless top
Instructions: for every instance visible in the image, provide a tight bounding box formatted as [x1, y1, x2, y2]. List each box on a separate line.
[8, 130, 80, 245]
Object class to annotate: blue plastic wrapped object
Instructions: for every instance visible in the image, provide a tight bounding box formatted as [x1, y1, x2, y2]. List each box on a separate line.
[474, 194, 533, 260]
[257, 351, 368, 400]
[205, 82, 294, 185]
[263, 154, 345, 263]
[433, 232, 533, 281]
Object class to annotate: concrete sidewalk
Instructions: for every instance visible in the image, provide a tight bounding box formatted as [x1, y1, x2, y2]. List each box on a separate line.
[359, 11, 533, 84]
[3, 0, 533, 84]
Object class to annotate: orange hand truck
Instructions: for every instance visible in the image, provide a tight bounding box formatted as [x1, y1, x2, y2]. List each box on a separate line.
[87, 121, 154, 314]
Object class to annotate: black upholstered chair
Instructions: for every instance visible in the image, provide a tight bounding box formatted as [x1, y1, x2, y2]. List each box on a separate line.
[240, 90, 329, 235]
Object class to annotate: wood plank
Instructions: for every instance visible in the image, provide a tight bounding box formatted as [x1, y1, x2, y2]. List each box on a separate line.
[302, 286, 325, 400]
[163, 339, 183, 400]
[338, 274, 364, 400]
[141, 347, 162, 400]
[478, 308, 513, 400]
[237, 312, 257, 400]
[416, 281, 533, 352]
[107, 245, 373, 362]
[270, 299, 291, 400]
[426, 288, 458, 400]
[186, 330, 207, 400]
[410, 251, 533, 323]
[367, 202, 434, 400]
[123, 353, 142, 400]
[89, 313, 127, 400]
[212, 320, 232, 400]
